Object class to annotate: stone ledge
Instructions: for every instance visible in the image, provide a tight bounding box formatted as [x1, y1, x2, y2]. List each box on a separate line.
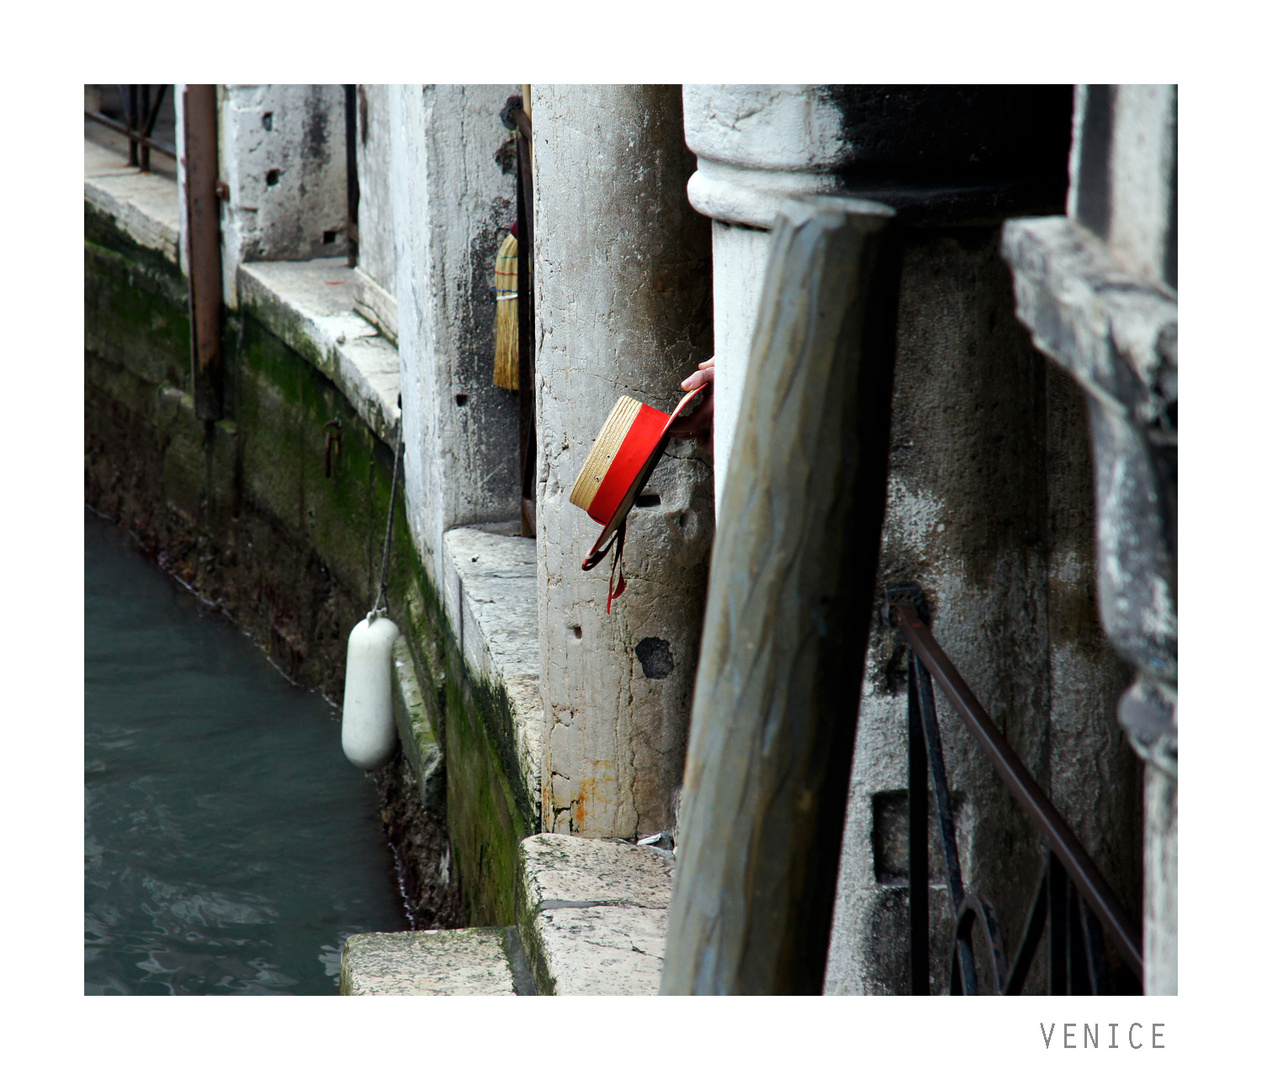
[1003, 215, 1177, 438]
[443, 524, 542, 821]
[237, 258, 402, 446]
[84, 138, 181, 267]
[516, 833, 673, 995]
[392, 638, 443, 812]
[340, 926, 535, 995]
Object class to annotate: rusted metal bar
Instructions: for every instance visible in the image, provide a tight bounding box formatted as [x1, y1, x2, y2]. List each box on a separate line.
[952, 893, 1008, 993]
[139, 85, 151, 171]
[183, 84, 224, 422]
[908, 657, 930, 994]
[890, 601, 1143, 979]
[125, 85, 139, 166]
[1002, 851, 1049, 995]
[910, 652, 978, 994]
[84, 108, 178, 159]
[344, 84, 359, 268]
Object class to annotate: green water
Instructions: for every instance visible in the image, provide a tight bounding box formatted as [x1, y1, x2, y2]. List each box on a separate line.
[84, 511, 407, 994]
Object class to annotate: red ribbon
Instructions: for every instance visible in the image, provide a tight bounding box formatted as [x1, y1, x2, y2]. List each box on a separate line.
[582, 519, 627, 613]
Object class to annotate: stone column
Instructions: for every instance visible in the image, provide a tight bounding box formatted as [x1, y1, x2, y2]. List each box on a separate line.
[387, 85, 520, 590]
[533, 85, 713, 839]
[216, 85, 348, 306]
[682, 86, 847, 519]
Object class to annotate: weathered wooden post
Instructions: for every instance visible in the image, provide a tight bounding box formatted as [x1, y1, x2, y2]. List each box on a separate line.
[661, 196, 901, 994]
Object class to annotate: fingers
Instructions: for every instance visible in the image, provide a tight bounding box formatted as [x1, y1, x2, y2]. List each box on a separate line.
[681, 358, 717, 391]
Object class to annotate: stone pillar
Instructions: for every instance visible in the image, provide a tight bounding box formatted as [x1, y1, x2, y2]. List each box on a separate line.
[1005, 84, 1177, 995]
[682, 86, 847, 519]
[216, 84, 348, 306]
[533, 85, 713, 839]
[387, 85, 520, 589]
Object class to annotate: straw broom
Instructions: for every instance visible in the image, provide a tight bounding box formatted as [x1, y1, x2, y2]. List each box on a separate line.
[493, 230, 519, 390]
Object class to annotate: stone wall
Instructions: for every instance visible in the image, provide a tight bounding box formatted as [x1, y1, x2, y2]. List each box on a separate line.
[1005, 84, 1177, 995]
[218, 84, 349, 306]
[532, 84, 714, 840]
[388, 85, 521, 593]
[678, 84, 1143, 994]
[85, 186, 529, 928]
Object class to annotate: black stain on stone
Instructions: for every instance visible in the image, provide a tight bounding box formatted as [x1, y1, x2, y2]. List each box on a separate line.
[635, 637, 674, 680]
[303, 96, 331, 166]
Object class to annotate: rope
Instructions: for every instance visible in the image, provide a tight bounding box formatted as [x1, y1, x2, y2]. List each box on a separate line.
[369, 414, 404, 621]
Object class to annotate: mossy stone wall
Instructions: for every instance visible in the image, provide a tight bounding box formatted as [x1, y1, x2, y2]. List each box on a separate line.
[85, 213, 533, 927]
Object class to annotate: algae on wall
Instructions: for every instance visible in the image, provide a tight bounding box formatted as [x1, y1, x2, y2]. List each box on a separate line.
[85, 210, 535, 928]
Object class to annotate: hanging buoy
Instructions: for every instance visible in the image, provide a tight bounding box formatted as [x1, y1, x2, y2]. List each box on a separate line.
[344, 404, 404, 770]
[341, 612, 399, 770]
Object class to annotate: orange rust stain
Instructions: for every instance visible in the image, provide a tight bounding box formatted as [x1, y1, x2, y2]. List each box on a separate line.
[574, 776, 597, 833]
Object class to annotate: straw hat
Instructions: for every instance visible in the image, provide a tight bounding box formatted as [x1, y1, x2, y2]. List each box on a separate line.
[570, 385, 708, 610]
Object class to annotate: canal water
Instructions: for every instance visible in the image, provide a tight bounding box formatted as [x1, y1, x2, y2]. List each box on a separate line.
[85, 511, 407, 995]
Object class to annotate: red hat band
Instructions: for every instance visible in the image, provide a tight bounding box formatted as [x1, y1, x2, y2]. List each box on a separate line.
[585, 402, 670, 527]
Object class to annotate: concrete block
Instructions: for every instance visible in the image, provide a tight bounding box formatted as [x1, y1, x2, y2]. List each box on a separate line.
[516, 833, 673, 995]
[389, 84, 520, 598]
[339, 926, 533, 995]
[218, 84, 349, 305]
[158, 388, 205, 518]
[443, 524, 543, 816]
[353, 84, 397, 300]
[392, 637, 443, 813]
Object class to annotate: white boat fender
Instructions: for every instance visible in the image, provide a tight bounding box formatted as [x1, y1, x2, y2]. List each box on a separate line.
[341, 611, 399, 770]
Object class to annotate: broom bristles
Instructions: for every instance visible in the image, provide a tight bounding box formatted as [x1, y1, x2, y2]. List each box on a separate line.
[493, 233, 519, 390]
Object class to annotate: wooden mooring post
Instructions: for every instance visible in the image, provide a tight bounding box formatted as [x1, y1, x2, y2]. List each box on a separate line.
[660, 196, 901, 994]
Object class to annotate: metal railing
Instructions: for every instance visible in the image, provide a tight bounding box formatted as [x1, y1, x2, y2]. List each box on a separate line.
[884, 584, 1143, 994]
[85, 85, 176, 171]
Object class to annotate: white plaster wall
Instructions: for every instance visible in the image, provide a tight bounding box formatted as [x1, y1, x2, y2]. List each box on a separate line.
[217, 84, 348, 307]
[356, 84, 396, 297]
[533, 85, 714, 840]
[389, 85, 519, 594]
[708, 221, 771, 519]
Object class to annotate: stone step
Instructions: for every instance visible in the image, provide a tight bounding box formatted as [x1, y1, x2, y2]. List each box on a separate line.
[339, 926, 536, 995]
[338, 834, 674, 995]
[516, 833, 673, 995]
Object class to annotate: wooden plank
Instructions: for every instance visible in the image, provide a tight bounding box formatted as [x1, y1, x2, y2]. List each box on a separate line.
[661, 196, 901, 994]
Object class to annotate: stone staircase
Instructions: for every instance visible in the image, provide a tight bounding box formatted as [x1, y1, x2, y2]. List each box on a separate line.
[340, 833, 673, 995]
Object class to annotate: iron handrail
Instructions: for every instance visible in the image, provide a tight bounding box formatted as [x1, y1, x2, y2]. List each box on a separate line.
[84, 85, 176, 168]
[889, 595, 1143, 985]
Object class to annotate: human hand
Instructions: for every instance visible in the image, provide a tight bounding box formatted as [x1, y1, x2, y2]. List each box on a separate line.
[667, 358, 715, 453]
